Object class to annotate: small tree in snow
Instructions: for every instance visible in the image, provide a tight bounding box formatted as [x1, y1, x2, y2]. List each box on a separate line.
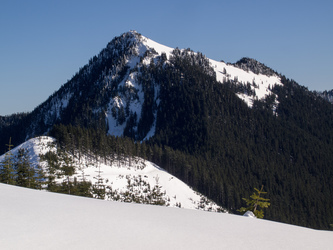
[238, 185, 270, 219]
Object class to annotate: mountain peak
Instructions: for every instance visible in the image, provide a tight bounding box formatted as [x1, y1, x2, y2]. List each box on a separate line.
[122, 30, 143, 42]
[105, 30, 142, 51]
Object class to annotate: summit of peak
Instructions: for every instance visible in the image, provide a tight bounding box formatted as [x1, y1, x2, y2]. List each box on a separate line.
[124, 30, 142, 39]
[128, 30, 141, 36]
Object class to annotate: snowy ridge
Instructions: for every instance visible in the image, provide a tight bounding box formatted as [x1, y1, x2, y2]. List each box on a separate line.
[210, 59, 282, 108]
[1, 136, 56, 169]
[1, 183, 332, 250]
[0, 136, 224, 212]
[141, 31, 282, 109]
[142, 31, 282, 108]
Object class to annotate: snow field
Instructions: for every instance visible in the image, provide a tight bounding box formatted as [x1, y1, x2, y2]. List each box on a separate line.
[1, 183, 332, 250]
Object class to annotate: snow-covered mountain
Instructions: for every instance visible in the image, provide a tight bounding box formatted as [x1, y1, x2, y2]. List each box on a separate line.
[2, 31, 333, 230]
[1, 183, 332, 250]
[8, 31, 282, 141]
[0, 136, 224, 212]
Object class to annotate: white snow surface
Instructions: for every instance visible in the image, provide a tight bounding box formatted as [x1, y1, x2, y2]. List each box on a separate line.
[142, 34, 174, 59]
[243, 210, 256, 218]
[1, 183, 332, 250]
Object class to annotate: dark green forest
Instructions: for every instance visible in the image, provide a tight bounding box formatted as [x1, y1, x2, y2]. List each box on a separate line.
[1, 38, 332, 229]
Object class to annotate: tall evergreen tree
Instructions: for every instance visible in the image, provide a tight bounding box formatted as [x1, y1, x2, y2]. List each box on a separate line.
[0, 138, 15, 185]
[15, 148, 33, 188]
[92, 163, 105, 199]
[59, 151, 75, 194]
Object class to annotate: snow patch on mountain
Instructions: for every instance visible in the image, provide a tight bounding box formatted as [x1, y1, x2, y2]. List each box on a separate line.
[142, 34, 174, 59]
[138, 31, 283, 109]
[139, 31, 282, 109]
[210, 59, 282, 107]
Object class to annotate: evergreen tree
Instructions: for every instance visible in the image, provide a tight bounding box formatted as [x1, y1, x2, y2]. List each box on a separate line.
[34, 164, 45, 190]
[15, 148, 34, 188]
[151, 176, 165, 205]
[238, 186, 270, 218]
[0, 138, 15, 185]
[59, 151, 75, 194]
[72, 178, 93, 198]
[41, 151, 61, 192]
[92, 163, 105, 199]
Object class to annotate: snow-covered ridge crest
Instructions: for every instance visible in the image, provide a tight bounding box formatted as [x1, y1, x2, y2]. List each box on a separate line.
[0, 136, 56, 168]
[132, 30, 283, 108]
[210, 58, 282, 108]
[0, 136, 225, 212]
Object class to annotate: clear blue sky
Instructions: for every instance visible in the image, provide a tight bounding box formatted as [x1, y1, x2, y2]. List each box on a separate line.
[1, 0, 332, 115]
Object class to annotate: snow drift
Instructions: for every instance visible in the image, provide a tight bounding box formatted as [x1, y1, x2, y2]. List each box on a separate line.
[1, 183, 332, 250]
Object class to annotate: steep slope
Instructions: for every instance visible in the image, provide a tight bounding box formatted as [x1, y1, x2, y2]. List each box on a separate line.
[1, 183, 332, 250]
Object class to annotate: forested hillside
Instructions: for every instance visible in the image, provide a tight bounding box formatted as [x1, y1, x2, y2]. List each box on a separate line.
[125, 51, 333, 229]
[316, 89, 333, 104]
[46, 49, 333, 228]
[1, 31, 332, 229]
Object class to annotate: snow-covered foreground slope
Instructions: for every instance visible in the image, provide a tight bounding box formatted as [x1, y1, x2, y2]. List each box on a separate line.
[0, 136, 222, 211]
[1, 184, 332, 250]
